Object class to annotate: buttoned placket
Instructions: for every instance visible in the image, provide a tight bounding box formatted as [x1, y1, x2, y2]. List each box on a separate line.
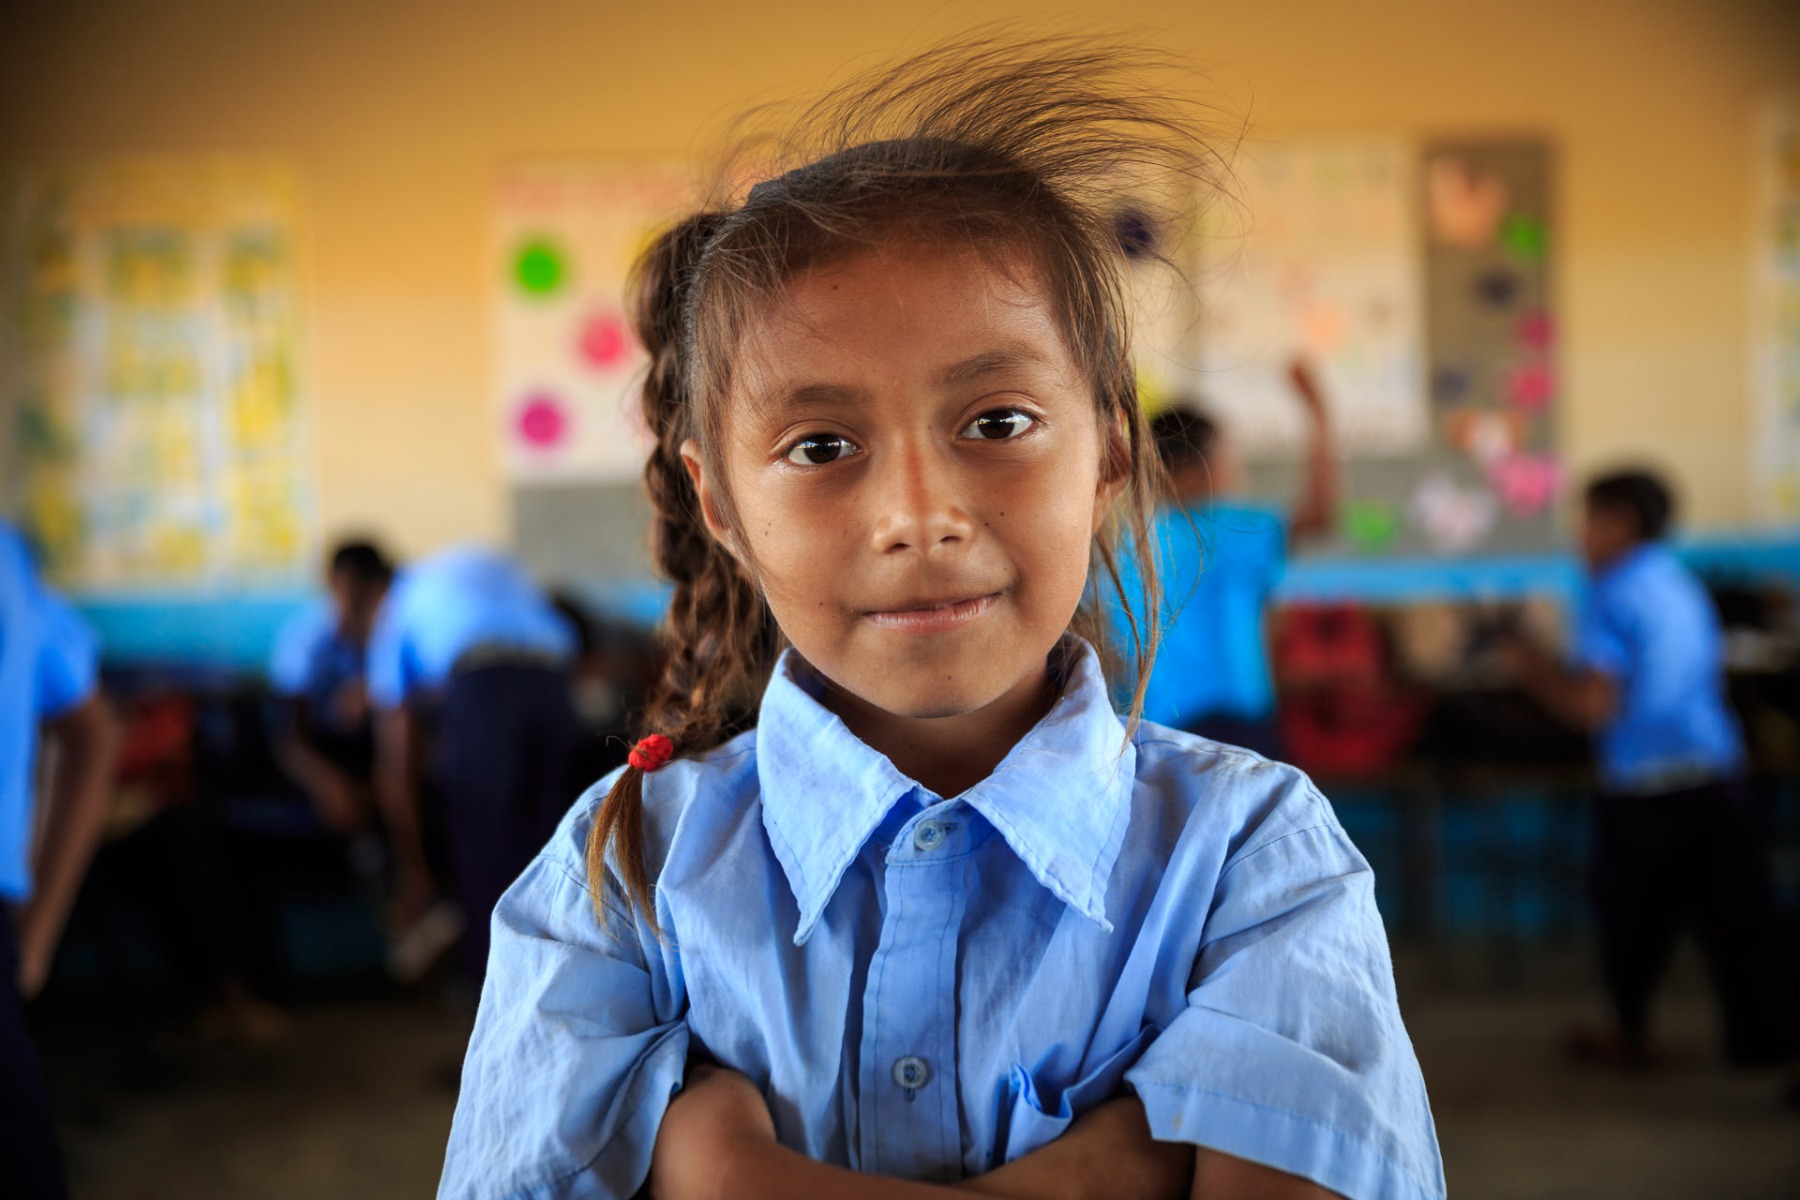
[856, 797, 969, 1180]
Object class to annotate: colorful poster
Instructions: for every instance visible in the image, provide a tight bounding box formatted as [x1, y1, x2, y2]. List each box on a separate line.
[493, 164, 696, 482]
[0, 159, 313, 588]
[1197, 137, 1426, 455]
[1752, 96, 1800, 520]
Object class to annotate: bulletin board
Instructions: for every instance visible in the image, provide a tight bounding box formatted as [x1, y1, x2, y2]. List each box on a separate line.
[0, 159, 315, 589]
[1211, 137, 1560, 557]
[1752, 96, 1800, 520]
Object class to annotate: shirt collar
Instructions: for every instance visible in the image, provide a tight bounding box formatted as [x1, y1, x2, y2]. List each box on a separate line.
[756, 638, 1137, 945]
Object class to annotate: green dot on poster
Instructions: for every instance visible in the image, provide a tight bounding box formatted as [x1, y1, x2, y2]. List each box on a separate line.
[1342, 499, 1399, 553]
[514, 239, 568, 296]
[1499, 214, 1547, 262]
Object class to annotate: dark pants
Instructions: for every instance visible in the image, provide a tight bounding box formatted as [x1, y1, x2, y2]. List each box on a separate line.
[1591, 777, 1799, 1066]
[0, 915, 68, 1200]
[436, 663, 578, 985]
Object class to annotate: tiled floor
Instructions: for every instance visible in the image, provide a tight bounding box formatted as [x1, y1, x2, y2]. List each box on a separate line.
[47, 952, 1800, 1199]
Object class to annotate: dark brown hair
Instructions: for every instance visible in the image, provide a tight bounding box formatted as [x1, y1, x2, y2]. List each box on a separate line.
[586, 36, 1229, 929]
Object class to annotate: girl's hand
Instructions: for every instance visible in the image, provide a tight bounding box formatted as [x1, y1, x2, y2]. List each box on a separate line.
[957, 1097, 1193, 1200]
[650, 1063, 777, 1200]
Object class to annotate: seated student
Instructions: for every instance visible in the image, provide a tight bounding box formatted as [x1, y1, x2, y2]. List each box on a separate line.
[269, 540, 393, 836]
[1, 520, 119, 1200]
[1504, 469, 1798, 1093]
[366, 545, 578, 987]
[1112, 360, 1337, 757]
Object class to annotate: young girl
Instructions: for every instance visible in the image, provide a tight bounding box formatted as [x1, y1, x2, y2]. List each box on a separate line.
[442, 40, 1442, 1200]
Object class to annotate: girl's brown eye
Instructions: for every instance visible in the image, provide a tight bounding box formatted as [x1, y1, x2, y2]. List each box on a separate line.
[961, 409, 1035, 441]
[784, 434, 858, 466]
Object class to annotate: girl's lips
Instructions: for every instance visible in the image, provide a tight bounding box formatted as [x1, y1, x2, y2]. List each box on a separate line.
[863, 592, 1000, 633]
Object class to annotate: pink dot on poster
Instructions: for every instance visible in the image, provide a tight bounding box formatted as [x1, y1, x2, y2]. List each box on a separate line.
[579, 313, 631, 370]
[1516, 311, 1555, 351]
[1505, 361, 1555, 410]
[516, 392, 569, 448]
[1489, 453, 1563, 517]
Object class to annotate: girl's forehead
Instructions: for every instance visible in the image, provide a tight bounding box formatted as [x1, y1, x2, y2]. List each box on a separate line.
[726, 238, 1077, 404]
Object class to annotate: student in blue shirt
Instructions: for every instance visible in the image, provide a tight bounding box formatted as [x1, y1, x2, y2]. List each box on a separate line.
[1506, 469, 1798, 1083]
[1, 520, 119, 1200]
[442, 44, 1441, 1200]
[1113, 361, 1337, 757]
[367, 544, 578, 985]
[269, 540, 393, 834]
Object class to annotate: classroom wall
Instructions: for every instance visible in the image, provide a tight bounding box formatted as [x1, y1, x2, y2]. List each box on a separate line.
[3, 0, 1796, 560]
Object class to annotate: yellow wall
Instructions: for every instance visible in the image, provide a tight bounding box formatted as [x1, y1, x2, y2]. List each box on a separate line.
[3, 0, 1796, 555]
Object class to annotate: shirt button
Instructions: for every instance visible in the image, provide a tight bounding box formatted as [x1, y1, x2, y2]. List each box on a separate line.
[913, 820, 947, 852]
[891, 1055, 931, 1090]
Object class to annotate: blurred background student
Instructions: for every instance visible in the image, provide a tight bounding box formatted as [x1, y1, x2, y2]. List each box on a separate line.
[1112, 358, 1337, 757]
[2, 518, 119, 1199]
[366, 545, 578, 989]
[1503, 470, 1800, 1097]
[270, 540, 393, 865]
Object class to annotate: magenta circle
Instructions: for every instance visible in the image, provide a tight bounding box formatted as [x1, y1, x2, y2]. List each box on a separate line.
[516, 393, 569, 448]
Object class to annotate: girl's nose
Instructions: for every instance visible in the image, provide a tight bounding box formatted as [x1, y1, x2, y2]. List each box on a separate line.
[867, 443, 975, 555]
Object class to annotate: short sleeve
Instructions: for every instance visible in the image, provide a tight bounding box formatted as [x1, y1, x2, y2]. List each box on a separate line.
[365, 591, 413, 710]
[34, 588, 100, 720]
[440, 788, 689, 1200]
[1125, 809, 1444, 1200]
[269, 603, 329, 696]
[1572, 591, 1629, 680]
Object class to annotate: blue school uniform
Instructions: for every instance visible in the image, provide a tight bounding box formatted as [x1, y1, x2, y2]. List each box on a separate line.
[1113, 500, 1286, 729]
[0, 525, 100, 903]
[269, 601, 368, 734]
[365, 546, 574, 710]
[441, 640, 1443, 1200]
[1572, 543, 1744, 794]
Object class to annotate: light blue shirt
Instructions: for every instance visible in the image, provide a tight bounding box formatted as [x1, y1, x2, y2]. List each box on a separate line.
[269, 601, 369, 733]
[366, 546, 574, 710]
[1111, 501, 1286, 727]
[441, 640, 1442, 1200]
[1573, 543, 1745, 793]
[0, 523, 101, 901]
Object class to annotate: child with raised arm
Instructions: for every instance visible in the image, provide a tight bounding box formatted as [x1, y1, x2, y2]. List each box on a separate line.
[442, 40, 1441, 1200]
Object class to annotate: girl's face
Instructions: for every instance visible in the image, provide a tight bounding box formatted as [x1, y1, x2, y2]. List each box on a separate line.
[686, 237, 1119, 733]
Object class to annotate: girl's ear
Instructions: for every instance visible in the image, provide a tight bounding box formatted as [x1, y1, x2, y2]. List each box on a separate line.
[680, 439, 738, 556]
[1092, 411, 1132, 533]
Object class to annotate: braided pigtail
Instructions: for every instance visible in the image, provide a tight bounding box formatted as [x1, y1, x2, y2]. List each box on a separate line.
[585, 210, 780, 933]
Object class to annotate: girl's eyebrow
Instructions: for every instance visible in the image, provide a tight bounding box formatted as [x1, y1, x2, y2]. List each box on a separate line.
[756, 342, 1055, 418]
[932, 342, 1052, 388]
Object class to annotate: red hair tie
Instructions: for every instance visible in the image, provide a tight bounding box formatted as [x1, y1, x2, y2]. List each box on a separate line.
[629, 733, 675, 773]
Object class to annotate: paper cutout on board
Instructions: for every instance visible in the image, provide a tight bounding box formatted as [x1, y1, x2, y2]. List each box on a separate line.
[1199, 137, 1426, 455]
[1515, 310, 1555, 351]
[1504, 360, 1555, 410]
[1341, 499, 1400, 553]
[1475, 268, 1521, 308]
[1488, 452, 1563, 516]
[1443, 408, 1525, 465]
[1409, 472, 1499, 554]
[1432, 365, 1472, 405]
[1499, 214, 1547, 262]
[0, 159, 315, 589]
[1427, 156, 1509, 250]
[494, 165, 695, 481]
